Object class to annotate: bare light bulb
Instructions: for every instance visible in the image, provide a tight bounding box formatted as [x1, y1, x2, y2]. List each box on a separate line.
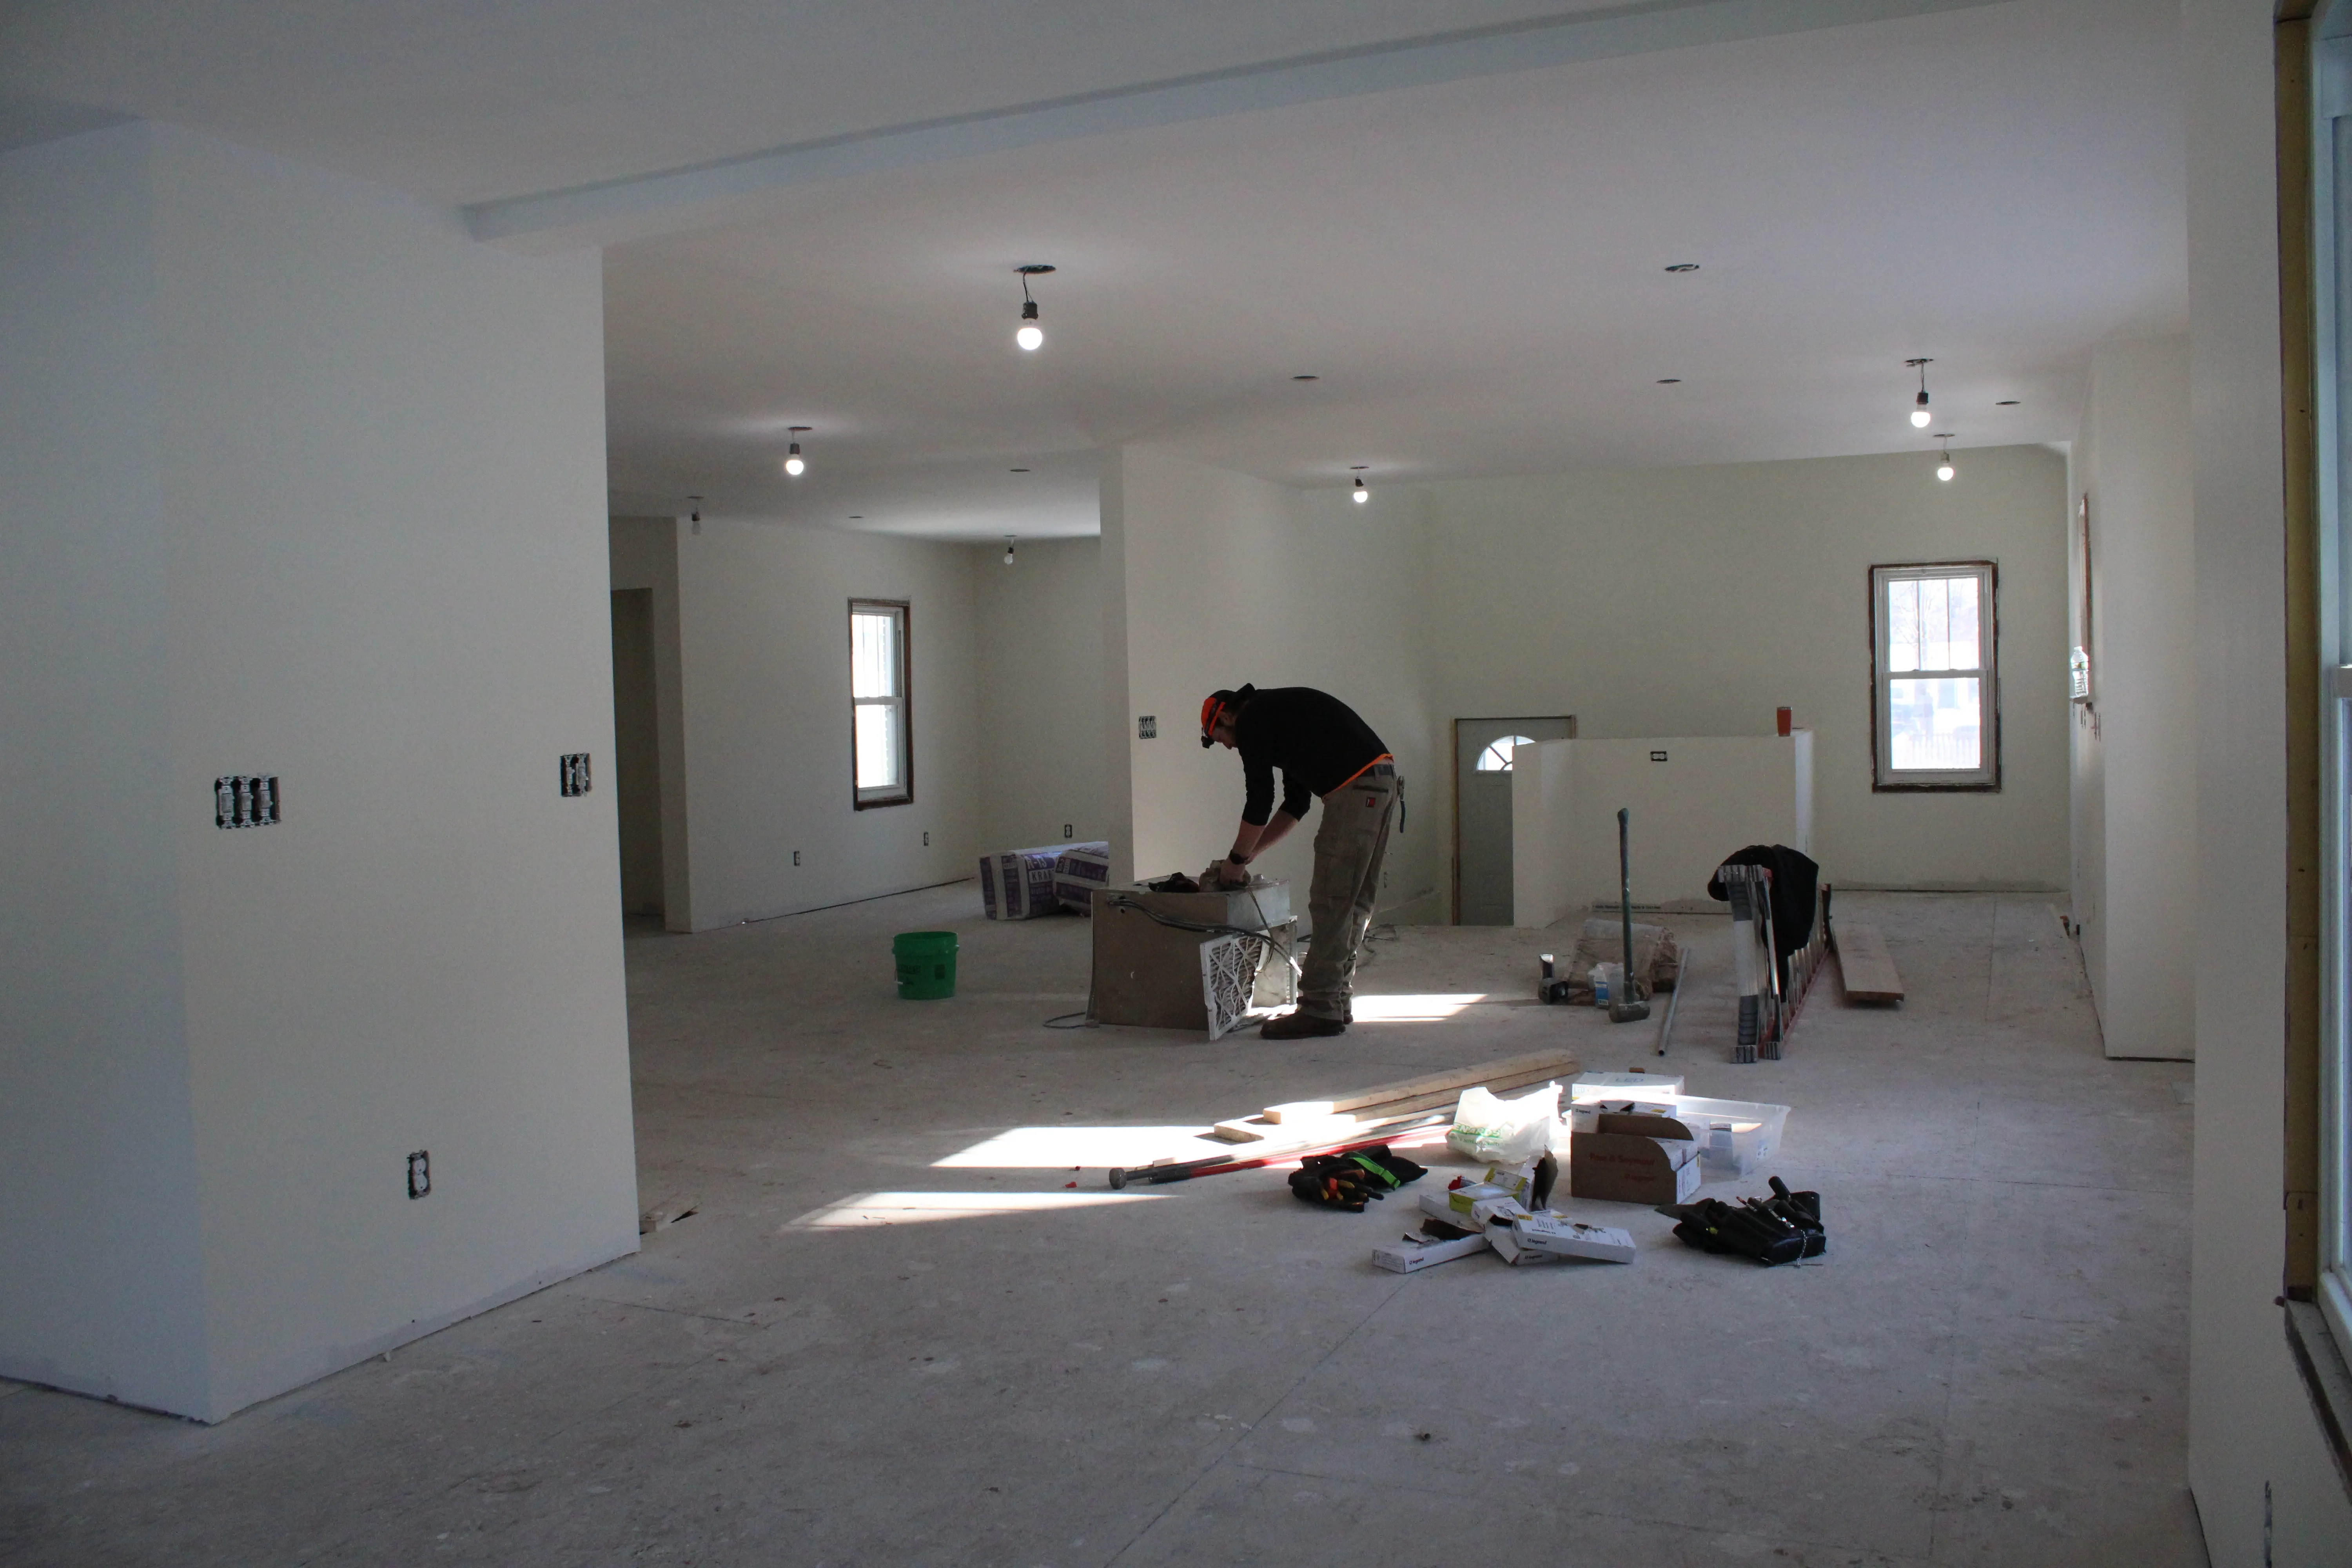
[1016, 299, 1043, 352]
[1352, 476, 1370, 505]
[1910, 403, 1933, 429]
[1935, 452, 1956, 482]
[1907, 358, 1935, 428]
[784, 444, 805, 477]
[1004, 537, 1016, 566]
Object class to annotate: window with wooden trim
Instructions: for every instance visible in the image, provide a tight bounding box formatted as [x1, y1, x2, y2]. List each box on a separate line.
[849, 599, 911, 808]
[1870, 561, 1999, 790]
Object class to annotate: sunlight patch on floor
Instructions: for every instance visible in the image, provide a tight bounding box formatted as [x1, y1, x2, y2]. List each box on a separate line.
[1347, 992, 1490, 1022]
[933, 1125, 1220, 1169]
[785, 1190, 1166, 1230]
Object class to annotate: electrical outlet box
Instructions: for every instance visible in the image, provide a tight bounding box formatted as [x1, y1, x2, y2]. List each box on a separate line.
[560, 753, 591, 796]
[792, 849, 801, 866]
[922, 831, 930, 846]
[407, 1150, 430, 1199]
[1063, 823, 1074, 838]
[1138, 715, 1157, 739]
[214, 776, 281, 828]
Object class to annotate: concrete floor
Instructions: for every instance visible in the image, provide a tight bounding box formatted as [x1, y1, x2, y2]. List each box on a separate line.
[2, 888, 2202, 1566]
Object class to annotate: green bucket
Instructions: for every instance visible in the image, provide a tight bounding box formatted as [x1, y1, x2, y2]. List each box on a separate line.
[893, 931, 958, 1000]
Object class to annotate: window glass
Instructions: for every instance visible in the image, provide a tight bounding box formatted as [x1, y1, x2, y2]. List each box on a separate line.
[848, 601, 911, 807]
[1475, 735, 1536, 772]
[1872, 563, 1996, 789]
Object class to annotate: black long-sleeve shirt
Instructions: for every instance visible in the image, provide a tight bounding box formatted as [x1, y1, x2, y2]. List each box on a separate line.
[1232, 688, 1390, 825]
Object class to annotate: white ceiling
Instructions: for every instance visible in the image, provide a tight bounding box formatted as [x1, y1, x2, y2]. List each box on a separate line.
[4, 0, 2185, 541]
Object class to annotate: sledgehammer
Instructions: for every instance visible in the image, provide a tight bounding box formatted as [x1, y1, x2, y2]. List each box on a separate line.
[1609, 808, 1650, 1024]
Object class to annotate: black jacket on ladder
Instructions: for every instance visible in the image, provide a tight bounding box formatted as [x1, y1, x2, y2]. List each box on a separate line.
[1706, 844, 1820, 990]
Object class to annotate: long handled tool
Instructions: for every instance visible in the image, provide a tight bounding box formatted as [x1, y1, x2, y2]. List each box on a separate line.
[1609, 808, 1650, 1024]
[1108, 1110, 1450, 1189]
[1653, 952, 1686, 1056]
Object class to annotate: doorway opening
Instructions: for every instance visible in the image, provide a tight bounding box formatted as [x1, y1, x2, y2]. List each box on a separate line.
[610, 588, 665, 917]
[1452, 715, 1574, 925]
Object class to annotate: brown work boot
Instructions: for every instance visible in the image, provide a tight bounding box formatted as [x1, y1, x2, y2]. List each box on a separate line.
[1261, 1011, 1347, 1040]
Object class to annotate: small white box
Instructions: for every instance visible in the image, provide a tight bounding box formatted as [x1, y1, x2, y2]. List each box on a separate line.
[1510, 1213, 1637, 1264]
[1371, 1232, 1492, 1273]
[1419, 1188, 1530, 1231]
[1569, 1071, 1685, 1103]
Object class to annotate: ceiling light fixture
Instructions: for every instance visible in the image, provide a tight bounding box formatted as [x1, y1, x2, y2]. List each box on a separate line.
[1350, 465, 1370, 505]
[1009, 467, 1029, 472]
[1664, 263, 1700, 273]
[1907, 358, 1935, 428]
[1014, 264, 1054, 351]
[1657, 377, 1682, 385]
[1933, 436, 1956, 483]
[1004, 536, 1017, 566]
[1292, 374, 1320, 381]
[783, 426, 811, 476]
[1997, 399, 2020, 406]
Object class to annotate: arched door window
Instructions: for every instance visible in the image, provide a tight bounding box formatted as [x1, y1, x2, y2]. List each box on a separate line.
[1474, 735, 1537, 772]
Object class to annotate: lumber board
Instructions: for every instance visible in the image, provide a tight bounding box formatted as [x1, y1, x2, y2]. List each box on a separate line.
[1264, 1047, 1581, 1122]
[1835, 922, 1904, 1003]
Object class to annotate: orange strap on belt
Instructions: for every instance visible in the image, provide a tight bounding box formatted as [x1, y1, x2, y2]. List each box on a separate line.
[1326, 753, 1396, 796]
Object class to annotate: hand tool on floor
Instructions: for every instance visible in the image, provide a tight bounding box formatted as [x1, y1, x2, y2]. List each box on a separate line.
[1107, 1111, 1450, 1189]
[1653, 951, 1686, 1056]
[1608, 809, 1650, 1024]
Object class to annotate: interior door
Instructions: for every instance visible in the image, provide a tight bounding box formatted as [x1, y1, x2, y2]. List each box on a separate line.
[1453, 716, 1574, 925]
[610, 589, 665, 916]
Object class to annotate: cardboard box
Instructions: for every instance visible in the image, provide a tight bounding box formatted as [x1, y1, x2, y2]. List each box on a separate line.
[1370, 1232, 1492, 1274]
[1090, 880, 1291, 1029]
[1568, 1110, 1703, 1204]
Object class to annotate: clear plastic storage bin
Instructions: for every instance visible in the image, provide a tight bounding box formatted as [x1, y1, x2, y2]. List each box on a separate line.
[1567, 1093, 1791, 1179]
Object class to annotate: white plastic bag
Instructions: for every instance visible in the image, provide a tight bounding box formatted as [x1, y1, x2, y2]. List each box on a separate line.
[1447, 1082, 1562, 1165]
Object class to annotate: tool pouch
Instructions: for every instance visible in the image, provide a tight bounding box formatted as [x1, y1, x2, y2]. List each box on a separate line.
[1659, 1179, 1826, 1266]
[1288, 1145, 1426, 1210]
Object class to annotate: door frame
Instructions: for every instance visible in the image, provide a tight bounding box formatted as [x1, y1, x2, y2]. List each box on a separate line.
[1450, 715, 1575, 925]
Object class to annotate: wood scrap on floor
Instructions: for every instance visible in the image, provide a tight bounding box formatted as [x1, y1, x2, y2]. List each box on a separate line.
[1208, 1047, 1580, 1143]
[1833, 922, 1904, 1004]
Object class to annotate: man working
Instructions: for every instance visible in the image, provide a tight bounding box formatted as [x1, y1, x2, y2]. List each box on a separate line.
[1199, 684, 1398, 1039]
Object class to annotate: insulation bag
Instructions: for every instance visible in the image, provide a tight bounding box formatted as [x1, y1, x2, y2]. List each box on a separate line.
[1051, 842, 1112, 914]
[979, 845, 1073, 920]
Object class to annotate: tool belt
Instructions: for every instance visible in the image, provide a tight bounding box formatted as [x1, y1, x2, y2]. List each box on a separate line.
[1657, 1177, 1826, 1265]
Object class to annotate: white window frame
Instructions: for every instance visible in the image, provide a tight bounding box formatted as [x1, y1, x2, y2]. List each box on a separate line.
[1869, 560, 2000, 791]
[2312, 23, 2352, 1354]
[848, 599, 912, 809]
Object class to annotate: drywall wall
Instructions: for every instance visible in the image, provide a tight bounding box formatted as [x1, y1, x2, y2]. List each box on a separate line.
[2071, 337, 2195, 1060]
[2181, 2, 2352, 1559]
[669, 520, 980, 927]
[610, 516, 694, 929]
[1, 122, 639, 1421]
[1512, 735, 1811, 926]
[973, 536, 1109, 854]
[1102, 448, 1441, 927]
[0, 122, 213, 1418]
[1423, 447, 2069, 897]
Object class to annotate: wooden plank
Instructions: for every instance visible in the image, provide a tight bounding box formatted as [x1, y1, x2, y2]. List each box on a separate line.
[1263, 1047, 1582, 1122]
[1834, 922, 1904, 1003]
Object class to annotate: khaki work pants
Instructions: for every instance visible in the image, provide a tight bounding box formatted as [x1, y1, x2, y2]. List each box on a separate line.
[1298, 765, 1398, 1022]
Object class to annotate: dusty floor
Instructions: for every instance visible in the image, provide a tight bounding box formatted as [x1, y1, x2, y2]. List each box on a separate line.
[1, 889, 2201, 1566]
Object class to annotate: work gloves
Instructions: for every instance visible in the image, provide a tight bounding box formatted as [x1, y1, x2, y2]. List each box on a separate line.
[1289, 1145, 1427, 1211]
[1658, 1176, 1826, 1265]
